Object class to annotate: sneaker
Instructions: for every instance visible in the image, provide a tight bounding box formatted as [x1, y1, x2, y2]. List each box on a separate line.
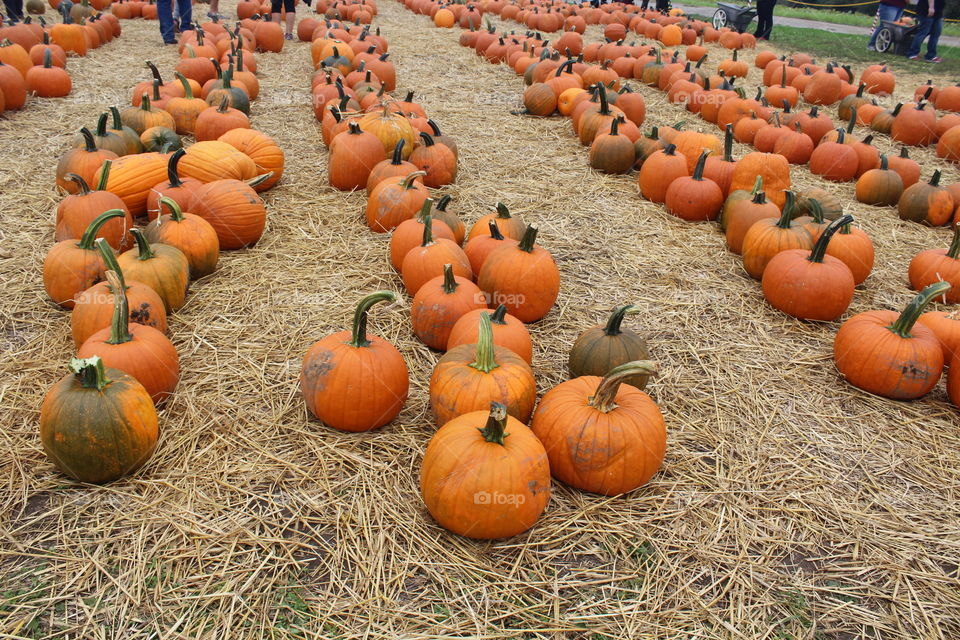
[907, 55, 919, 60]
[163, 39, 178, 45]
[284, 32, 293, 40]
[866, 44, 876, 51]
[927, 56, 943, 63]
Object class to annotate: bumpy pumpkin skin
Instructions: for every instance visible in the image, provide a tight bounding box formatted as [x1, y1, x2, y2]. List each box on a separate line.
[40, 362, 158, 484]
[420, 406, 551, 539]
[569, 306, 650, 390]
[531, 373, 666, 496]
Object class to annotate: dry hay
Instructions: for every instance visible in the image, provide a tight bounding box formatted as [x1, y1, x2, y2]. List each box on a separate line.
[0, 1, 959, 638]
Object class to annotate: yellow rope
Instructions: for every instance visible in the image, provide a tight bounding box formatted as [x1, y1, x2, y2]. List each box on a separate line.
[784, 0, 879, 7]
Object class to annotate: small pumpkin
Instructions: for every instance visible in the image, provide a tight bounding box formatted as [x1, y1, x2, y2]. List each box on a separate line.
[724, 178, 780, 255]
[898, 170, 954, 227]
[56, 165, 133, 251]
[400, 214, 472, 296]
[301, 291, 409, 432]
[411, 264, 487, 351]
[729, 151, 790, 210]
[420, 402, 550, 539]
[478, 225, 560, 323]
[742, 191, 812, 280]
[409, 132, 457, 187]
[638, 143, 688, 204]
[665, 150, 723, 222]
[834, 282, 949, 400]
[531, 361, 666, 496]
[365, 170, 429, 233]
[40, 356, 158, 484]
[568, 304, 650, 389]
[467, 202, 526, 242]
[145, 148, 204, 220]
[432, 194, 465, 245]
[429, 311, 536, 427]
[908, 223, 960, 304]
[191, 177, 268, 249]
[826, 220, 874, 286]
[447, 304, 533, 364]
[57, 127, 118, 194]
[389, 199, 455, 272]
[855, 154, 903, 207]
[761, 215, 856, 321]
[116, 229, 190, 312]
[77, 271, 179, 404]
[195, 95, 250, 142]
[144, 197, 219, 279]
[589, 116, 635, 175]
[329, 121, 387, 191]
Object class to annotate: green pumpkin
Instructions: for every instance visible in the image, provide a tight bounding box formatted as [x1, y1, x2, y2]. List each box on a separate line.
[568, 305, 651, 390]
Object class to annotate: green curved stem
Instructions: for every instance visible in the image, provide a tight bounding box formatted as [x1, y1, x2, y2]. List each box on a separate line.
[158, 196, 185, 222]
[589, 360, 658, 413]
[348, 291, 396, 348]
[95, 238, 126, 291]
[77, 210, 124, 250]
[691, 150, 710, 181]
[808, 214, 853, 264]
[175, 72, 195, 99]
[776, 191, 796, 230]
[889, 282, 952, 338]
[947, 224, 960, 260]
[129, 228, 154, 261]
[604, 304, 635, 336]
[401, 170, 426, 190]
[104, 270, 132, 345]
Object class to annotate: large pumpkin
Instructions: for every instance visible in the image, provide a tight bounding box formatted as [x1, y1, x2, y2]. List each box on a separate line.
[908, 223, 960, 303]
[43, 209, 124, 309]
[40, 356, 158, 484]
[116, 229, 190, 312]
[94, 151, 168, 216]
[531, 361, 666, 496]
[420, 402, 550, 539]
[477, 225, 560, 323]
[729, 152, 789, 209]
[301, 291, 409, 432]
[191, 178, 268, 249]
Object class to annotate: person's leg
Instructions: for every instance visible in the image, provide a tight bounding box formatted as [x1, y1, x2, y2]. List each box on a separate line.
[907, 16, 933, 58]
[925, 17, 942, 60]
[284, 0, 295, 37]
[177, 0, 192, 31]
[868, 4, 900, 48]
[756, 1, 773, 38]
[3, 0, 23, 21]
[157, 0, 176, 43]
[271, 0, 282, 25]
[207, 0, 219, 19]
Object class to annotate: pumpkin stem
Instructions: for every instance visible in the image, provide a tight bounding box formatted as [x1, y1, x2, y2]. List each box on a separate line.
[929, 170, 942, 187]
[129, 228, 155, 261]
[348, 290, 396, 348]
[419, 131, 435, 146]
[427, 119, 443, 138]
[888, 282, 952, 339]
[749, 175, 763, 198]
[490, 304, 509, 325]
[141, 93, 152, 112]
[78, 126, 97, 152]
[441, 263, 458, 294]
[104, 270, 133, 345]
[69, 355, 112, 391]
[436, 194, 452, 212]
[77, 210, 125, 251]
[494, 203, 512, 220]
[165, 148, 187, 188]
[899, 146, 910, 159]
[775, 191, 797, 229]
[808, 199, 825, 224]
[807, 214, 853, 264]
[95, 112, 110, 137]
[401, 170, 426, 190]
[487, 220, 505, 241]
[158, 196, 185, 222]
[64, 173, 92, 196]
[691, 150, 710, 181]
[878, 154, 888, 171]
[947, 224, 960, 261]
[419, 213, 435, 247]
[589, 360, 658, 413]
[469, 312, 500, 374]
[722, 124, 734, 162]
[518, 224, 538, 253]
[608, 117, 620, 137]
[477, 402, 509, 446]
[603, 304, 635, 336]
[390, 139, 405, 165]
[96, 159, 112, 192]
[95, 238, 126, 291]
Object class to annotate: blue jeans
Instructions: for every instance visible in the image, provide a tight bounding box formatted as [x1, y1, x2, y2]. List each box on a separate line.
[867, 4, 904, 48]
[157, 0, 193, 42]
[907, 14, 943, 59]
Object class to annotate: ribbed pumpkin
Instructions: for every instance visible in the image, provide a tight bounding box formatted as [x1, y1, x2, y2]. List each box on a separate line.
[120, 94, 176, 135]
[40, 356, 158, 484]
[855, 154, 903, 207]
[809, 129, 858, 182]
[834, 282, 949, 400]
[329, 122, 387, 192]
[400, 215, 472, 296]
[301, 291, 409, 432]
[55, 167, 133, 251]
[57, 128, 118, 194]
[365, 139, 418, 193]
[366, 171, 429, 233]
[729, 152, 789, 209]
[191, 177, 268, 249]
[429, 311, 536, 427]
[742, 191, 813, 279]
[409, 132, 457, 187]
[358, 105, 416, 158]
[725, 180, 780, 254]
[44, 210, 124, 309]
[665, 150, 723, 222]
[144, 197, 219, 279]
[908, 224, 960, 304]
[761, 216, 856, 321]
[178, 140, 258, 183]
[25, 49, 71, 97]
[898, 171, 954, 226]
[145, 149, 204, 220]
[467, 203, 526, 241]
[478, 225, 560, 323]
[420, 402, 550, 539]
[116, 229, 190, 312]
[389, 199, 455, 271]
[447, 305, 533, 364]
[77, 271, 179, 404]
[638, 143, 687, 204]
[464, 220, 518, 274]
[589, 117, 634, 174]
[411, 264, 487, 350]
[568, 304, 650, 389]
[531, 361, 666, 496]
[94, 151, 169, 216]
[163, 72, 208, 135]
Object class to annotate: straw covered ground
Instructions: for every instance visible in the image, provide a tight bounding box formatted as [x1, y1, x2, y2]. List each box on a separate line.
[1, 1, 959, 637]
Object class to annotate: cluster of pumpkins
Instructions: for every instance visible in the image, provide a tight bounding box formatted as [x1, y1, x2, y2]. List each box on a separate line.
[399, 1, 960, 410]
[303, 13, 667, 540]
[39, 18, 286, 484]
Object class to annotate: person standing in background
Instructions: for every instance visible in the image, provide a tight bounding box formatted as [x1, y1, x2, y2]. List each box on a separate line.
[907, 0, 945, 62]
[867, 0, 906, 50]
[272, 0, 296, 40]
[157, 0, 192, 44]
[754, 0, 777, 40]
[2, 0, 23, 22]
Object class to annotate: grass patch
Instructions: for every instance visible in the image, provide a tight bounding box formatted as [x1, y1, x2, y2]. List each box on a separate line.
[678, 0, 960, 36]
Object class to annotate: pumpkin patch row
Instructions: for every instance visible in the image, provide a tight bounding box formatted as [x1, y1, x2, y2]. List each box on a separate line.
[395, 0, 960, 408]
[0, 9, 125, 107]
[40, 26, 285, 484]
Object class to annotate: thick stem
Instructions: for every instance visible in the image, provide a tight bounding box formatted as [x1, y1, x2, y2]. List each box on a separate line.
[166, 148, 186, 187]
[776, 191, 796, 229]
[603, 304, 635, 336]
[947, 224, 960, 260]
[348, 291, 396, 348]
[889, 282, 952, 338]
[390, 138, 405, 165]
[477, 402, 509, 445]
[469, 312, 499, 374]
[104, 270, 132, 345]
[807, 214, 853, 263]
[95, 112, 109, 137]
[441, 263, 458, 294]
[419, 131, 435, 147]
[930, 170, 942, 187]
[96, 159, 112, 192]
[158, 196, 185, 222]
[78, 127, 97, 152]
[129, 228, 154, 261]
[69, 356, 111, 391]
[518, 225, 538, 253]
[487, 220, 505, 241]
[436, 194, 451, 212]
[608, 117, 619, 137]
[750, 175, 763, 197]
[490, 304, 509, 325]
[419, 213, 435, 247]
[401, 170, 426, 190]
[722, 124, 733, 162]
[64, 173, 91, 196]
[77, 210, 124, 250]
[691, 150, 710, 181]
[95, 238, 125, 291]
[588, 360, 658, 413]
